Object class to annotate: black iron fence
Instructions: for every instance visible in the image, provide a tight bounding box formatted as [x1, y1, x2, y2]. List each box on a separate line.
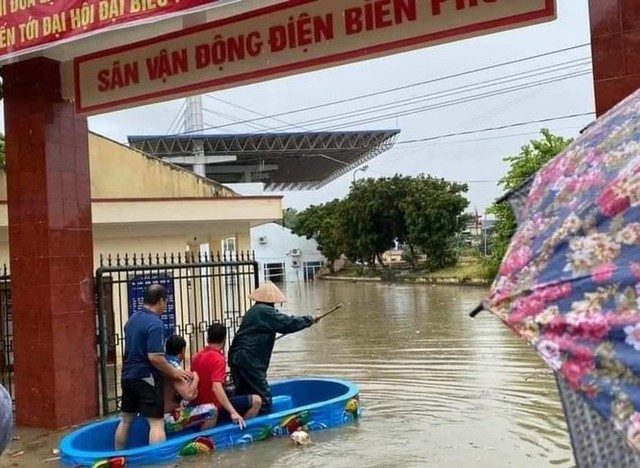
[0, 265, 12, 407]
[0, 252, 259, 414]
[96, 251, 259, 415]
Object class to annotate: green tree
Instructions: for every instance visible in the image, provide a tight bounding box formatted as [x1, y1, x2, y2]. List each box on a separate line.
[340, 175, 412, 268]
[290, 199, 344, 272]
[402, 175, 470, 270]
[483, 129, 573, 279]
[282, 208, 299, 230]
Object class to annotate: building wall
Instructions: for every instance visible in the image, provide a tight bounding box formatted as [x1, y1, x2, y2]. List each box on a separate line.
[251, 223, 326, 284]
[90, 133, 237, 199]
[382, 250, 404, 264]
[92, 234, 188, 267]
[0, 133, 237, 200]
[0, 243, 7, 267]
[0, 233, 193, 268]
[589, 0, 640, 116]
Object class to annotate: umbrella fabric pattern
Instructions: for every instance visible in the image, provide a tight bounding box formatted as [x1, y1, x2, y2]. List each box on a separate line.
[482, 88, 640, 451]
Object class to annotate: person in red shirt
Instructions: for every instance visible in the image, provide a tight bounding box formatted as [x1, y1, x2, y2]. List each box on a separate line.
[190, 323, 261, 428]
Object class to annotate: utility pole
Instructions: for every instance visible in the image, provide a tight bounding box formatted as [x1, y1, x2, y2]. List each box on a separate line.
[483, 212, 488, 256]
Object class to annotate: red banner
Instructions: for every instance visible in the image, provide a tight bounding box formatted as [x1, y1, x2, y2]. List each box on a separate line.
[0, 0, 219, 58]
[75, 0, 556, 115]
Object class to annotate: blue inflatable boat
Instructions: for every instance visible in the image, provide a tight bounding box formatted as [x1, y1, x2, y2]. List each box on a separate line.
[60, 377, 361, 467]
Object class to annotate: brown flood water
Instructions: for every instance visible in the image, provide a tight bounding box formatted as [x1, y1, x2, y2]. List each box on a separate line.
[180, 281, 574, 468]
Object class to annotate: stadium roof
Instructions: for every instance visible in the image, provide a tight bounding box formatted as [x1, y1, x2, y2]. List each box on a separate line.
[127, 130, 400, 190]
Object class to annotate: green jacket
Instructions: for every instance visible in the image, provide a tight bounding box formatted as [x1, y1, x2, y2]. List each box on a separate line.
[229, 303, 313, 372]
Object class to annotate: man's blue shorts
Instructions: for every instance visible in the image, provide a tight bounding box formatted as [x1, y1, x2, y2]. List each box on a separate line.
[217, 395, 253, 423]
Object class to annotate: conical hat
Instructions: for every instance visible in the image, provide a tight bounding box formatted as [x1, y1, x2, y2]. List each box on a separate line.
[249, 281, 287, 303]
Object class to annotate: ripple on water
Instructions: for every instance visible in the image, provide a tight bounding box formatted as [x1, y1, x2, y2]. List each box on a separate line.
[182, 283, 574, 468]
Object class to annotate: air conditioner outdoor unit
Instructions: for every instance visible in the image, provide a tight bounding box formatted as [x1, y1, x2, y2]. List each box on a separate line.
[291, 259, 301, 267]
[291, 248, 301, 257]
[258, 236, 267, 244]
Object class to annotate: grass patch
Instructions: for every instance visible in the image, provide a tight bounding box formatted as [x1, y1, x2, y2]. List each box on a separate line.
[325, 260, 486, 281]
[326, 267, 379, 278]
[423, 262, 485, 279]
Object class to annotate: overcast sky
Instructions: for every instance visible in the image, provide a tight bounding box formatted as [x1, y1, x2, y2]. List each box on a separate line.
[24, 1, 598, 213]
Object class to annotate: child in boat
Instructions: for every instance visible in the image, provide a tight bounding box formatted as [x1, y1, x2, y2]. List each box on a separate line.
[163, 335, 218, 433]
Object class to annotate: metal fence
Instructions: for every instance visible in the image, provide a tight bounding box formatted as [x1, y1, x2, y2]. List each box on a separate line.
[0, 252, 259, 414]
[96, 251, 259, 415]
[0, 265, 12, 406]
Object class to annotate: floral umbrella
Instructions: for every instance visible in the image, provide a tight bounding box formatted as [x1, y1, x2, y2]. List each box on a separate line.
[475, 88, 640, 455]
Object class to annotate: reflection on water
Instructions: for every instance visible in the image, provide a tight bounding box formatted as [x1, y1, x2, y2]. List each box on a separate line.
[181, 281, 573, 468]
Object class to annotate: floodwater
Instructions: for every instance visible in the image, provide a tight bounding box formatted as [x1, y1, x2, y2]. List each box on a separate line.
[181, 281, 574, 468]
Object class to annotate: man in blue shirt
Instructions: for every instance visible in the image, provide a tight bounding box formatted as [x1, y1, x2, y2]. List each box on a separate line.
[114, 283, 191, 449]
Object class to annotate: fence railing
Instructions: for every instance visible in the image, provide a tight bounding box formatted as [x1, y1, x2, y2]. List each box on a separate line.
[0, 265, 11, 407]
[0, 251, 259, 415]
[95, 251, 259, 414]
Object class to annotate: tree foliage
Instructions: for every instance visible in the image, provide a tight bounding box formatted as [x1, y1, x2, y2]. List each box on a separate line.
[290, 199, 344, 272]
[403, 175, 469, 270]
[339, 175, 410, 266]
[292, 174, 470, 273]
[483, 129, 573, 279]
[282, 208, 299, 230]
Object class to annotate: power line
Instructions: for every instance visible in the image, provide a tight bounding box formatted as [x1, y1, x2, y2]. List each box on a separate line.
[166, 99, 187, 134]
[202, 121, 238, 134]
[361, 123, 586, 179]
[269, 59, 591, 131]
[359, 121, 588, 182]
[376, 75, 559, 166]
[396, 125, 585, 148]
[317, 69, 591, 131]
[202, 108, 272, 132]
[171, 43, 591, 135]
[198, 65, 590, 135]
[395, 113, 594, 145]
[203, 94, 311, 132]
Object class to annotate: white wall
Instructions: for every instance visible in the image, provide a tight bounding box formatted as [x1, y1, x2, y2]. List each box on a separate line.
[250, 223, 325, 284]
[93, 235, 188, 268]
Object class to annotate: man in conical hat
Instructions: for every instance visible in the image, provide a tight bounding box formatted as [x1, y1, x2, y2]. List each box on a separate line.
[228, 281, 318, 414]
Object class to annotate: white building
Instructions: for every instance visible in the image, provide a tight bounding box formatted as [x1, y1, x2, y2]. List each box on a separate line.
[250, 222, 326, 284]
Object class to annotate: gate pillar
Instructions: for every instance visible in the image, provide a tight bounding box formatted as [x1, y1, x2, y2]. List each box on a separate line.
[4, 57, 98, 428]
[589, 0, 640, 116]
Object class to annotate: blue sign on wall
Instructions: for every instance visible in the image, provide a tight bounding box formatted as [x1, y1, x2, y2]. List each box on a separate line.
[127, 273, 176, 340]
